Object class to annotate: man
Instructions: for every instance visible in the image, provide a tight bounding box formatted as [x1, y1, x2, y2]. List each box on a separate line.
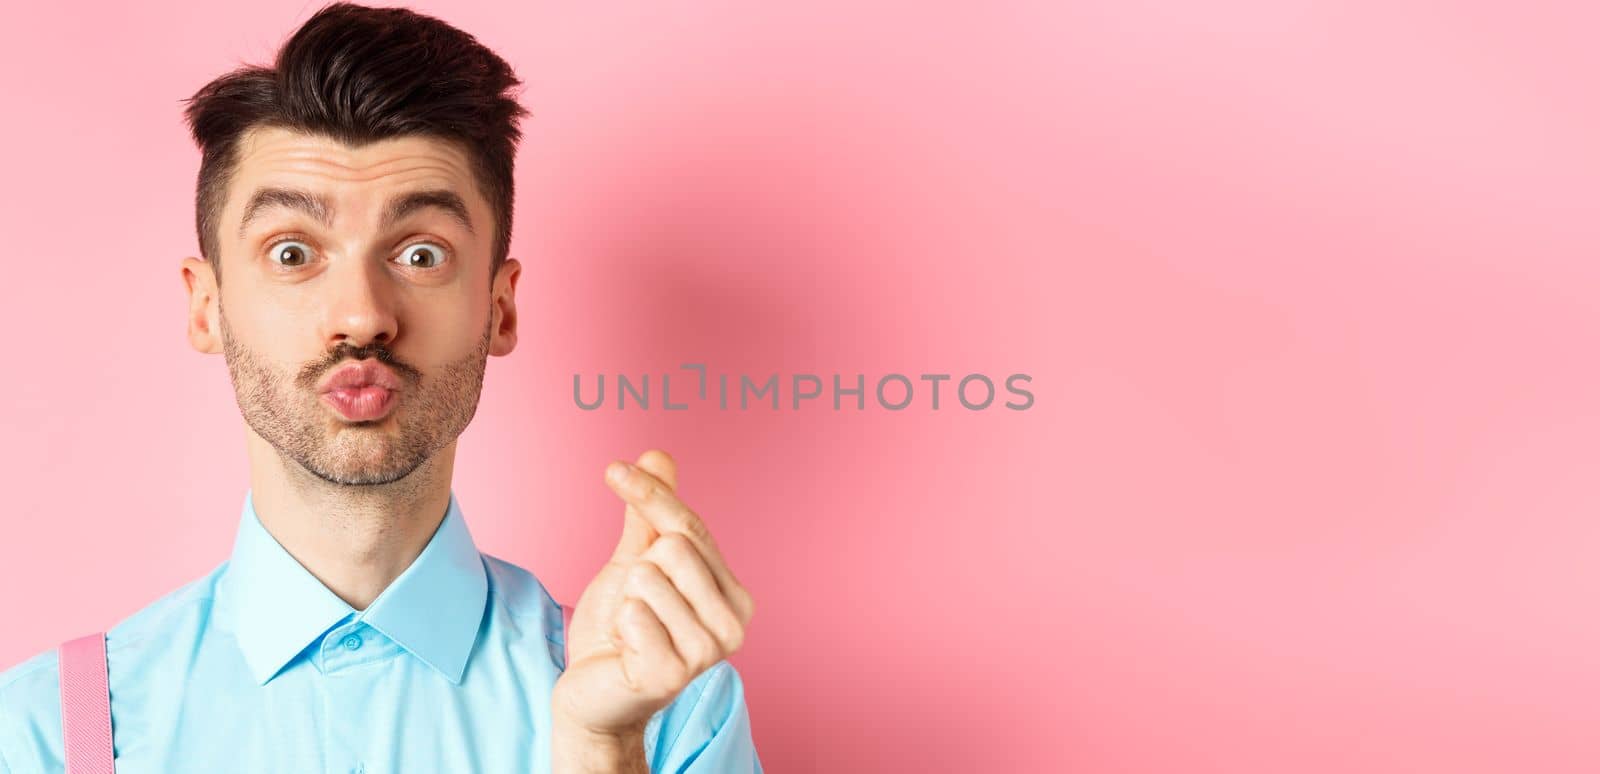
[0, 3, 759, 772]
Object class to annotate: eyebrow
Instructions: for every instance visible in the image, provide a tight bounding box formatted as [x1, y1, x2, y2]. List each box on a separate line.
[236, 186, 476, 238]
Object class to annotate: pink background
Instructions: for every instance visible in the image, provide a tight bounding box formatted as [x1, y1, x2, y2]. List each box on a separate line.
[2, 1, 1598, 771]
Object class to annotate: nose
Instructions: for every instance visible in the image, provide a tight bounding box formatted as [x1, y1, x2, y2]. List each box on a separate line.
[318, 252, 399, 350]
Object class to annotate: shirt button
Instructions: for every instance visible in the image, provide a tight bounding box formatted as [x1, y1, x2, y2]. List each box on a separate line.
[342, 634, 363, 651]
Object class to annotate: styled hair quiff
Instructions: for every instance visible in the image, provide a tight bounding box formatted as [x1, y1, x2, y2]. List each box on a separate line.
[181, 2, 529, 287]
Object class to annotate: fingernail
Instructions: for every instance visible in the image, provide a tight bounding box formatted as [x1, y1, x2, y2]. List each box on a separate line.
[606, 461, 630, 485]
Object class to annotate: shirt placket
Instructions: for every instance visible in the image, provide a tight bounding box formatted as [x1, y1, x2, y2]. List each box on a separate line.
[317, 618, 395, 774]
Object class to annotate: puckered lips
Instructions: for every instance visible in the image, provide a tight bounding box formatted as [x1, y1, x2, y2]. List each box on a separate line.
[318, 360, 402, 422]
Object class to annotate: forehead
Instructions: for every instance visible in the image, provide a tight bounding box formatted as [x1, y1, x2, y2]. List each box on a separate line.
[224, 125, 486, 229]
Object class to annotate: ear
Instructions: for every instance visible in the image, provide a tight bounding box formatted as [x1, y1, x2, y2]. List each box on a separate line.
[181, 257, 222, 355]
[489, 257, 520, 357]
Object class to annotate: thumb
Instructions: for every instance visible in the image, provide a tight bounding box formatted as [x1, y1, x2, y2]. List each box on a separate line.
[611, 508, 654, 562]
[607, 450, 680, 561]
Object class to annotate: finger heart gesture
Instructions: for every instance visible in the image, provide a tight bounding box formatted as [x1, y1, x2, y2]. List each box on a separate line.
[551, 449, 756, 739]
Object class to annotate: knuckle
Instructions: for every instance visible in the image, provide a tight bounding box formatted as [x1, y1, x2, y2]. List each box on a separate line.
[657, 533, 695, 562]
[618, 597, 644, 622]
[678, 511, 710, 542]
[733, 586, 756, 623]
[718, 617, 745, 653]
[624, 561, 653, 591]
[687, 629, 720, 673]
[662, 657, 691, 690]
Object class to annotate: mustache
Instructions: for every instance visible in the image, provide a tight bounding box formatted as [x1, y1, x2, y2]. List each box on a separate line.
[296, 342, 420, 390]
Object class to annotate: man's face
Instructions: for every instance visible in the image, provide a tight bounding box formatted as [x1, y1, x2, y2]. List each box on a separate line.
[191, 125, 517, 486]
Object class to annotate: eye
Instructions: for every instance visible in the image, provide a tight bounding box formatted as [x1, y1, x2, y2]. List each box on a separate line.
[267, 240, 315, 267]
[396, 242, 448, 269]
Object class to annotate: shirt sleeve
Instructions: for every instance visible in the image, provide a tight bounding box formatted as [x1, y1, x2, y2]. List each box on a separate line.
[649, 660, 763, 774]
[0, 701, 13, 774]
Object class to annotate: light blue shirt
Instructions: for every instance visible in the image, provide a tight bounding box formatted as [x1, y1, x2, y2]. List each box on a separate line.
[0, 490, 761, 773]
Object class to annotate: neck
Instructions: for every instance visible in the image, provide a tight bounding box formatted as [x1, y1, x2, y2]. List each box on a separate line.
[243, 427, 458, 610]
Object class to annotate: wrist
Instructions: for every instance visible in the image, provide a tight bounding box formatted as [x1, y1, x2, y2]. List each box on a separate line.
[551, 711, 648, 774]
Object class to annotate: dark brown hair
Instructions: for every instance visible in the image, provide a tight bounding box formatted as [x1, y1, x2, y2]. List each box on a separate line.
[181, 2, 529, 287]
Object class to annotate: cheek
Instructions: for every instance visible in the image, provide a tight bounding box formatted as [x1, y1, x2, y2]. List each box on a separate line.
[234, 308, 303, 358]
[222, 297, 315, 371]
[407, 300, 491, 357]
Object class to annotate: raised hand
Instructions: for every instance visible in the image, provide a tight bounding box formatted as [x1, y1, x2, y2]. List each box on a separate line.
[551, 449, 756, 743]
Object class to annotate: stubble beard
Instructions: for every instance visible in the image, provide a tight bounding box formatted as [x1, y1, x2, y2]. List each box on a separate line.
[219, 302, 493, 487]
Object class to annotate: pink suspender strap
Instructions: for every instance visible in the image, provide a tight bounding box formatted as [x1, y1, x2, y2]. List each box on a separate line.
[57, 632, 115, 773]
[560, 603, 575, 666]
